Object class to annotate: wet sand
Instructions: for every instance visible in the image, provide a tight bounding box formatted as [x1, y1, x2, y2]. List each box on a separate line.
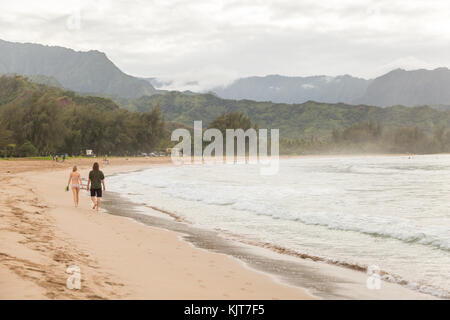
[103, 185, 436, 300]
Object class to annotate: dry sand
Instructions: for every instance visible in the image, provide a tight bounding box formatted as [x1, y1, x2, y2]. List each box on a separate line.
[0, 158, 313, 300]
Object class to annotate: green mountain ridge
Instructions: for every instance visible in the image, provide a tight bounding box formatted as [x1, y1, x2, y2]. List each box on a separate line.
[0, 39, 156, 98]
[120, 91, 450, 140]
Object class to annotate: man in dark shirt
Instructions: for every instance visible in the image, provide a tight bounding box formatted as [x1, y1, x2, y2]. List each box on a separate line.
[87, 162, 105, 212]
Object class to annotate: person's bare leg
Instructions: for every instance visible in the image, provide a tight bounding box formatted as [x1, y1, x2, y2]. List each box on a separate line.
[75, 188, 80, 207]
[72, 188, 77, 207]
[96, 198, 101, 211]
[91, 197, 97, 209]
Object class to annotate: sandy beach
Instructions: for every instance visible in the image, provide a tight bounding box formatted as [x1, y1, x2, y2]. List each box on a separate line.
[1, 156, 440, 300]
[0, 157, 313, 300]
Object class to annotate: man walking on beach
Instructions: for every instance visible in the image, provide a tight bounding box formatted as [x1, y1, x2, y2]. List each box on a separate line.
[87, 162, 105, 212]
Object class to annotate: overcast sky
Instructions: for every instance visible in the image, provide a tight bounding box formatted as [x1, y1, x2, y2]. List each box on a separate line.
[1, 0, 450, 90]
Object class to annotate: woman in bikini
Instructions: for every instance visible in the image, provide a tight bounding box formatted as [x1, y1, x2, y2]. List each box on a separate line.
[67, 166, 82, 207]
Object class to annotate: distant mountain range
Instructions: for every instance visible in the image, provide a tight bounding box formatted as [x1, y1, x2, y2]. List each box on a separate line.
[0, 39, 155, 98]
[356, 68, 450, 107]
[2, 39, 450, 107]
[212, 68, 450, 107]
[212, 74, 370, 105]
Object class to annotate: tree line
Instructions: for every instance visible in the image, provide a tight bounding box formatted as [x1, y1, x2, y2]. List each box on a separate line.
[0, 76, 165, 157]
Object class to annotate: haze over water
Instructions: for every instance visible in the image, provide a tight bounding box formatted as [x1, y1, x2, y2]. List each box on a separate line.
[109, 155, 450, 298]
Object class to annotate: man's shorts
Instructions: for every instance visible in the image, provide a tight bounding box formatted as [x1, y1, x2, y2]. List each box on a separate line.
[90, 188, 102, 198]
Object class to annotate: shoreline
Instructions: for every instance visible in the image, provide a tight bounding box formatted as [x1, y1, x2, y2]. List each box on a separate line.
[0, 157, 440, 299]
[0, 158, 312, 299]
[104, 165, 439, 300]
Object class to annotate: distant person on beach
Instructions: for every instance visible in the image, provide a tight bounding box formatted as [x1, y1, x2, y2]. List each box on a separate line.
[87, 162, 105, 212]
[67, 166, 82, 207]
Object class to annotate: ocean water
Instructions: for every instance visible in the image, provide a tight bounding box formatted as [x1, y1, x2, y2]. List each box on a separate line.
[108, 155, 450, 298]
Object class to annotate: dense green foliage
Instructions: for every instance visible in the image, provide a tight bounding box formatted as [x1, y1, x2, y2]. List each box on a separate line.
[0, 76, 165, 157]
[208, 112, 257, 133]
[121, 91, 450, 141]
[16, 140, 38, 157]
[122, 91, 450, 155]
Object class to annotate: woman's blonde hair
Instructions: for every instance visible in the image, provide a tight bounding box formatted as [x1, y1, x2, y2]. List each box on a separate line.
[73, 166, 77, 172]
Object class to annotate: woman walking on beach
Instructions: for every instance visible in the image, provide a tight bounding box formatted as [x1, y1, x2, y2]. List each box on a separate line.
[67, 166, 82, 207]
[87, 162, 105, 212]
